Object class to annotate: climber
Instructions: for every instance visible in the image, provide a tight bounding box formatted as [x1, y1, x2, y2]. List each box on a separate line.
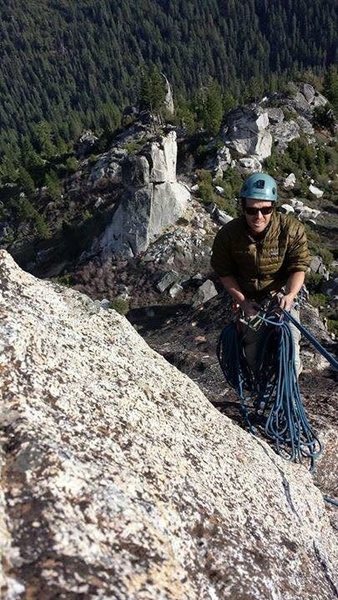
[211, 172, 310, 376]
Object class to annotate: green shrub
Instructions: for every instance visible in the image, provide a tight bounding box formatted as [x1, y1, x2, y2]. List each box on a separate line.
[54, 274, 74, 287]
[305, 271, 324, 293]
[123, 140, 143, 154]
[309, 293, 329, 308]
[111, 297, 130, 315]
[313, 105, 336, 131]
[45, 170, 61, 201]
[35, 214, 51, 239]
[327, 319, 338, 337]
[283, 109, 296, 121]
[198, 179, 217, 204]
[65, 156, 79, 174]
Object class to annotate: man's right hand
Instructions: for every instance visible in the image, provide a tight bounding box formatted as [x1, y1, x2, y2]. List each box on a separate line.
[239, 299, 260, 317]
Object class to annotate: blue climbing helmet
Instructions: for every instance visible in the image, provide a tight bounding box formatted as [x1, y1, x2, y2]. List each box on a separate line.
[240, 173, 278, 202]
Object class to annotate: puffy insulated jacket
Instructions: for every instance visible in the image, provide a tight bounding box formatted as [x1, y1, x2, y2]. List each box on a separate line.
[211, 212, 310, 300]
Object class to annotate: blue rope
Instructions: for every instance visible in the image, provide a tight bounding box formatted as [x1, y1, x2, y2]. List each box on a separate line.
[217, 311, 322, 470]
[324, 496, 338, 507]
[281, 309, 338, 371]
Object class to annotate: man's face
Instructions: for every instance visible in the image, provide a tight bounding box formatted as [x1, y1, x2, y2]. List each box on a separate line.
[244, 198, 274, 234]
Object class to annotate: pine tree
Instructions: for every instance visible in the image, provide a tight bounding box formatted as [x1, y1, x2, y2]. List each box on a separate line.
[199, 80, 223, 136]
[139, 66, 167, 114]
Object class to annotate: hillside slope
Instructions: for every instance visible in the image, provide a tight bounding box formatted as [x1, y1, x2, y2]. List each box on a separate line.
[0, 0, 337, 152]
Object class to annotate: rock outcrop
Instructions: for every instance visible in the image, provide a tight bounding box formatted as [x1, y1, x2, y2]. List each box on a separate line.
[222, 107, 273, 161]
[213, 83, 328, 174]
[92, 132, 190, 258]
[162, 74, 175, 115]
[1, 250, 338, 599]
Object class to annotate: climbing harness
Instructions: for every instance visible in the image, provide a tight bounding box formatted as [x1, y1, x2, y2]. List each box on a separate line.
[217, 300, 337, 470]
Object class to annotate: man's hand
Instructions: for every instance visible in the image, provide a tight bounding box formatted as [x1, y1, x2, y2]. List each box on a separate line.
[239, 299, 261, 317]
[278, 293, 295, 312]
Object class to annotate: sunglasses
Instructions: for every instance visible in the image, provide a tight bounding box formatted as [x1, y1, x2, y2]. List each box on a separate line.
[244, 206, 274, 216]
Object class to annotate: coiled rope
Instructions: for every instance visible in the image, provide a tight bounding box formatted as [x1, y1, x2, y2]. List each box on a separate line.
[216, 307, 332, 470]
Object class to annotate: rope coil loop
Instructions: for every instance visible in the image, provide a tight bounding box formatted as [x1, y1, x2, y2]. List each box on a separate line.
[217, 304, 322, 470]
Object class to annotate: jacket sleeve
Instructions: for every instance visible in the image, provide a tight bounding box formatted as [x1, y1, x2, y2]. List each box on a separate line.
[285, 220, 310, 273]
[210, 226, 234, 277]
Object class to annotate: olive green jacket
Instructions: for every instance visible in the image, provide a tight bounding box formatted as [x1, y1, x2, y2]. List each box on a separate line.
[211, 212, 310, 300]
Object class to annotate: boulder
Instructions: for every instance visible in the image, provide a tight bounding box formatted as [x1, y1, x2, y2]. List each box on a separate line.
[237, 156, 262, 174]
[75, 130, 99, 157]
[157, 270, 180, 292]
[213, 146, 232, 177]
[89, 152, 124, 188]
[192, 279, 218, 306]
[298, 207, 321, 222]
[291, 92, 313, 117]
[309, 184, 324, 198]
[267, 107, 284, 123]
[283, 173, 296, 189]
[222, 107, 272, 161]
[1, 250, 337, 600]
[150, 131, 177, 183]
[280, 204, 295, 214]
[297, 115, 315, 136]
[312, 92, 328, 108]
[122, 155, 150, 188]
[215, 208, 233, 225]
[302, 84, 315, 104]
[310, 256, 330, 279]
[168, 282, 184, 298]
[270, 120, 300, 151]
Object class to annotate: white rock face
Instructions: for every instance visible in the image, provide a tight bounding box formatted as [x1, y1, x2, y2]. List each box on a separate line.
[150, 182, 190, 238]
[93, 132, 190, 258]
[150, 131, 177, 183]
[223, 107, 272, 160]
[284, 173, 296, 189]
[280, 204, 295, 214]
[1, 250, 338, 599]
[309, 184, 324, 198]
[162, 74, 175, 115]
